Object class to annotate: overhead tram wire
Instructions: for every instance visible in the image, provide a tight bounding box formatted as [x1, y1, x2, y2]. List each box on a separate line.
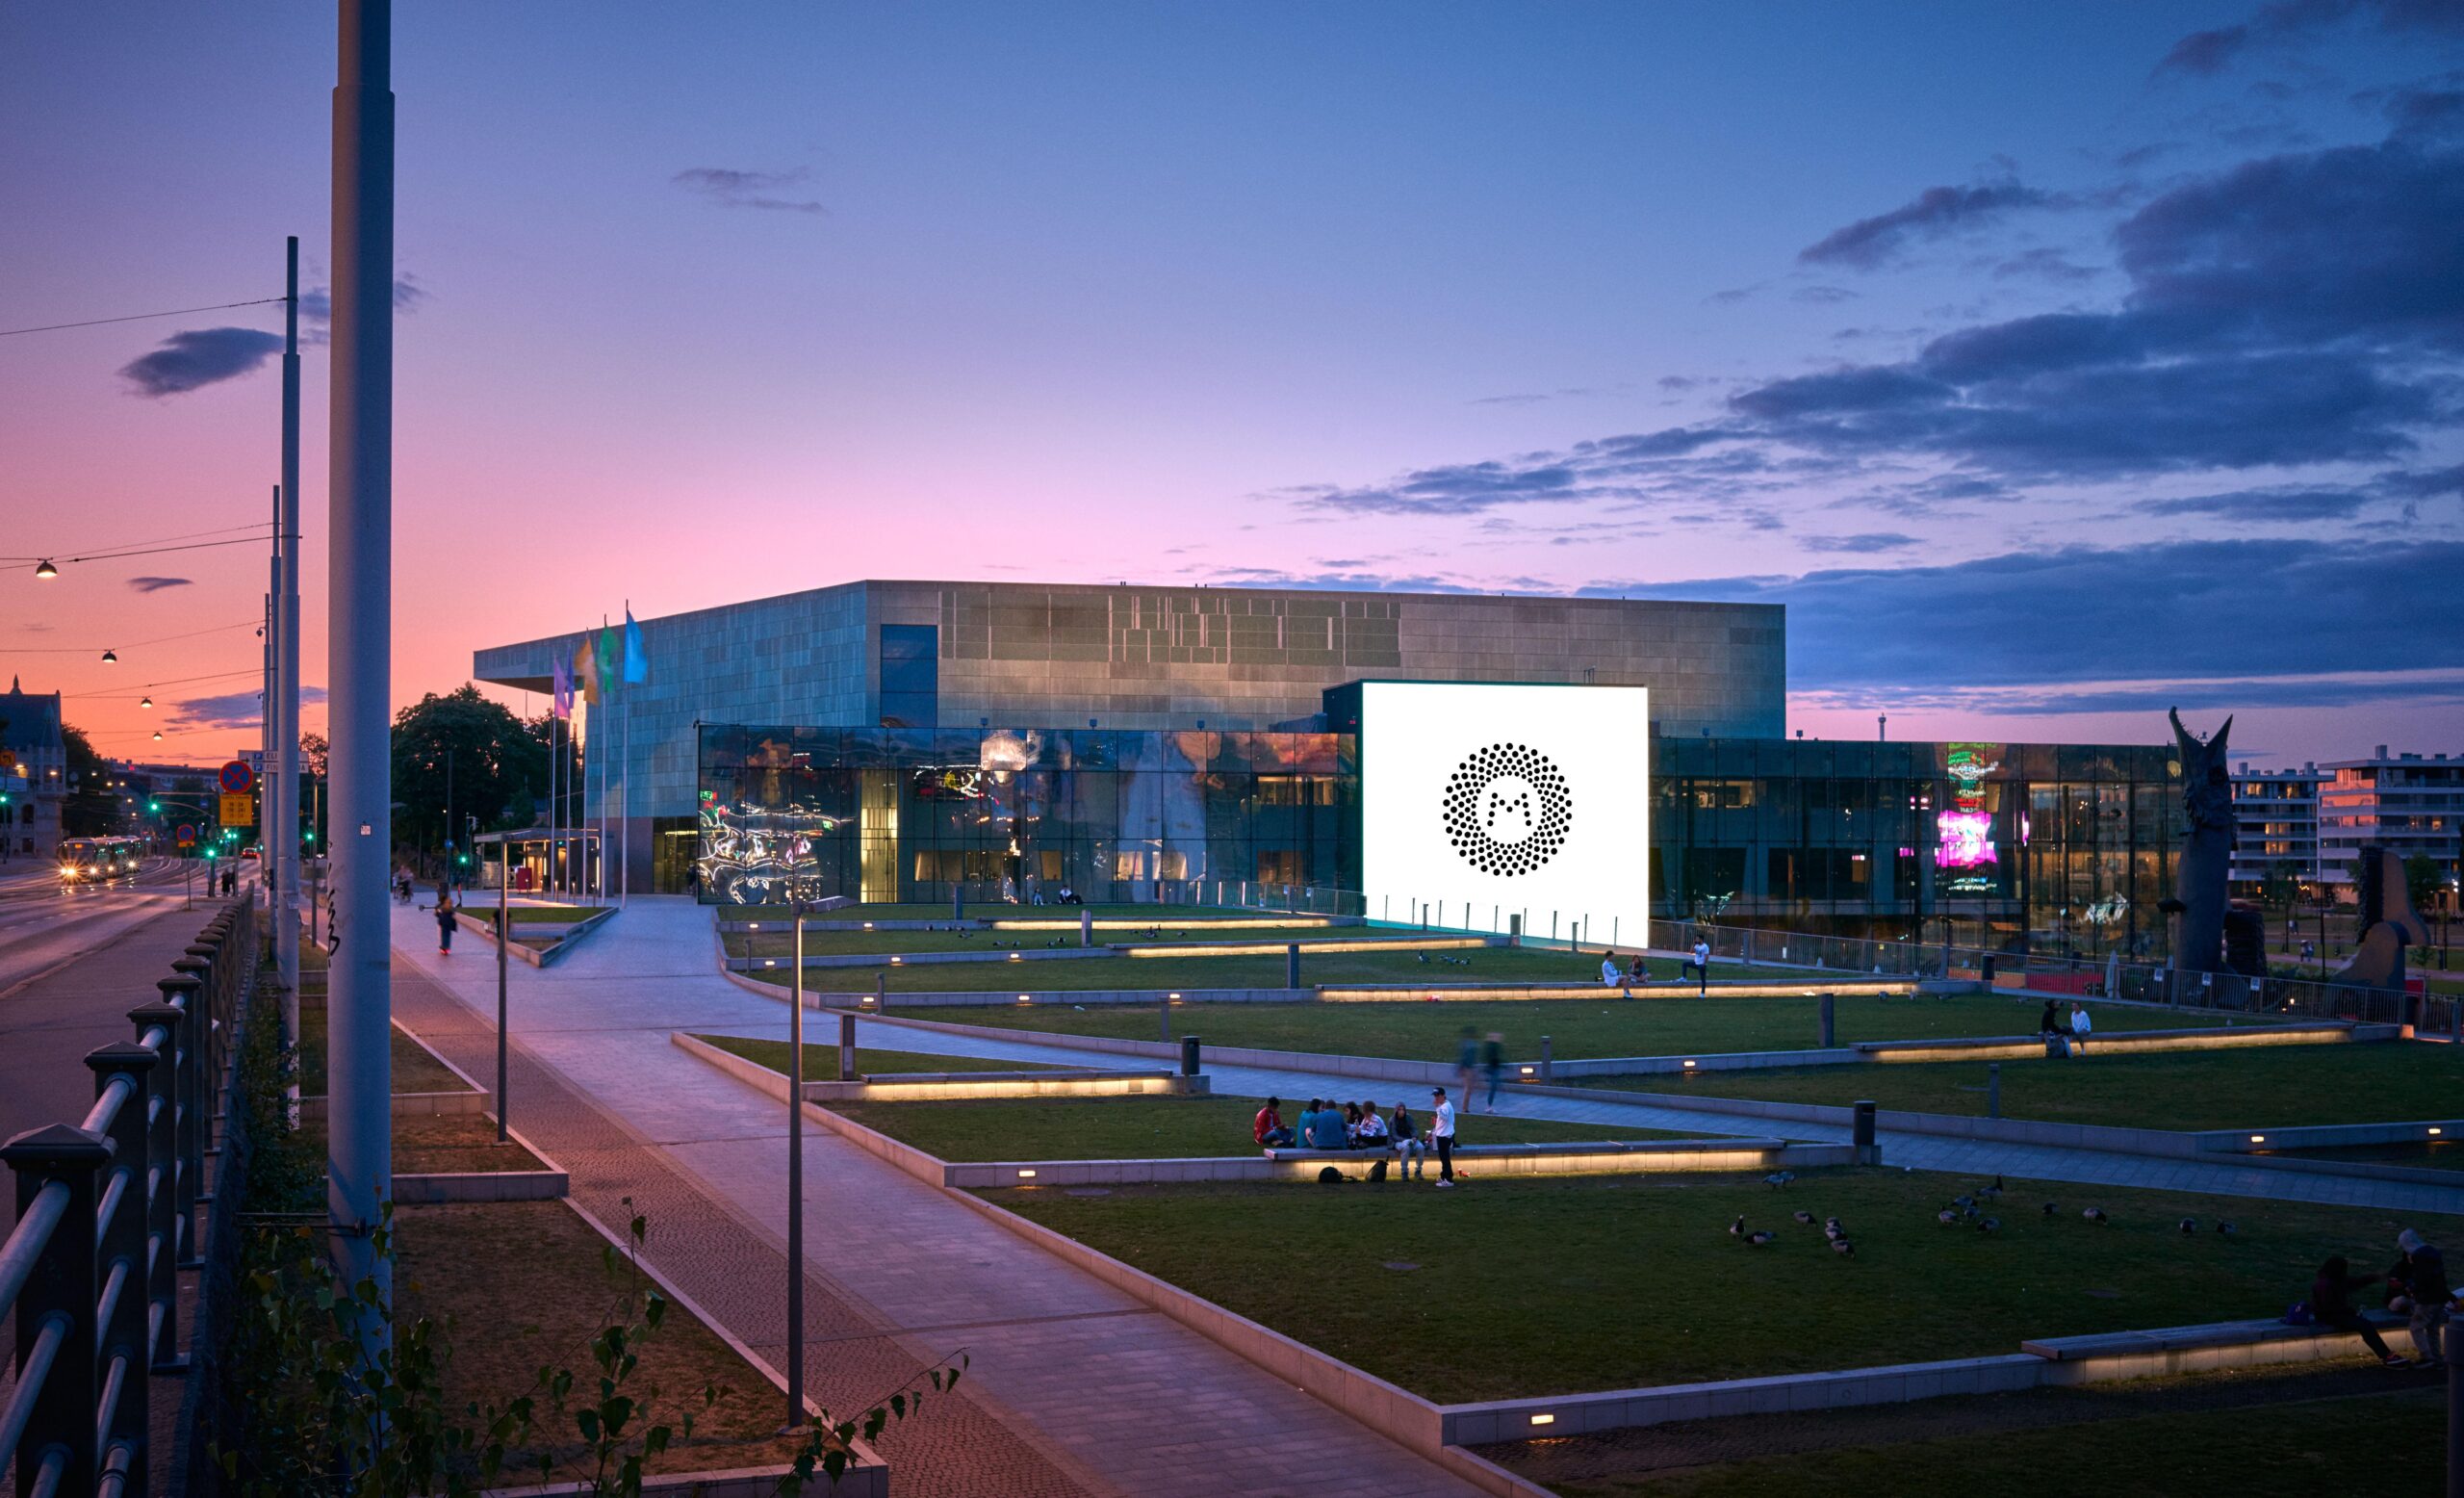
[1, 619, 263, 655]
[0, 519, 278, 564]
[60, 667, 265, 701]
[0, 296, 286, 339]
[5, 534, 280, 569]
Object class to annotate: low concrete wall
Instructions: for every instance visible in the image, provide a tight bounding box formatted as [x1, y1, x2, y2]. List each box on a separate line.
[730, 934, 1497, 973]
[807, 1072, 1211, 1103]
[488, 1460, 885, 1498]
[456, 905, 616, 969]
[394, 1170, 570, 1203]
[943, 1139, 1851, 1190]
[1321, 976, 1927, 1001]
[2194, 1116, 2463, 1154]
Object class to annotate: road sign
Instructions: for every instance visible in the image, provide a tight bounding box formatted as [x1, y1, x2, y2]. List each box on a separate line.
[175, 823, 196, 844]
[218, 760, 254, 794]
[218, 793, 254, 825]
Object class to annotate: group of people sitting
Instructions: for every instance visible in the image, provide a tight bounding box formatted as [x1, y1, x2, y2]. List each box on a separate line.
[1252, 1096, 1434, 1176]
[2306, 1228, 2452, 1367]
[2037, 999, 2094, 1053]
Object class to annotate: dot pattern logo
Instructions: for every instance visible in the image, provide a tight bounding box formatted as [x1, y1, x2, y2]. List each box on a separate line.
[1443, 743, 1572, 878]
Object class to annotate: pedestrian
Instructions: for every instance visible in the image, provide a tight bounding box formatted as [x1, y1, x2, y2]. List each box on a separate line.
[1391, 1099, 1425, 1177]
[2069, 1003, 2092, 1053]
[1454, 1027, 1480, 1114]
[2038, 999, 2062, 1037]
[2399, 1228, 2450, 1365]
[1428, 1086, 1456, 1187]
[1690, 935, 1712, 994]
[1481, 1031, 1504, 1109]
[2308, 1255, 2407, 1366]
[433, 885, 457, 955]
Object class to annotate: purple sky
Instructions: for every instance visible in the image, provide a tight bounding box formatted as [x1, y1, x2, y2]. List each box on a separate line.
[2, 0, 2459, 767]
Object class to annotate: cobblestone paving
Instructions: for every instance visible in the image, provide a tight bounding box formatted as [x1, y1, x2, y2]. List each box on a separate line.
[384, 897, 1487, 1497]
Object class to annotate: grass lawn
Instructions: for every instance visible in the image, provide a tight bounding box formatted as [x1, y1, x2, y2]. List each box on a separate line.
[1578, 1041, 2464, 1131]
[825, 1093, 1694, 1162]
[296, 1002, 470, 1097]
[296, 1113, 547, 1174]
[502, 903, 600, 922]
[396, 1201, 826, 1480]
[988, 1167, 2420, 1402]
[690, 1033, 1067, 1081]
[763, 902, 1333, 921]
[895, 993, 2228, 1063]
[1515, 1386, 2444, 1498]
[724, 925, 1444, 958]
[760, 945, 1678, 994]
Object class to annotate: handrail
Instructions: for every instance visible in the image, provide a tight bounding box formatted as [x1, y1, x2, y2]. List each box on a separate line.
[0, 1179, 70, 1321]
[0, 887, 258, 1498]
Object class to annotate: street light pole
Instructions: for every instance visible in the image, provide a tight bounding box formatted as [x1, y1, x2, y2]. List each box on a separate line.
[327, 0, 396, 1322]
[497, 837, 509, 1143]
[274, 234, 303, 1012]
[786, 901, 806, 1428]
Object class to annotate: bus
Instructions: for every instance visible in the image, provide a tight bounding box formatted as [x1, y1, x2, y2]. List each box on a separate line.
[59, 836, 146, 886]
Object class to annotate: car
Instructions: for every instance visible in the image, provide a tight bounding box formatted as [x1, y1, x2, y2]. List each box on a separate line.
[240, 846, 262, 861]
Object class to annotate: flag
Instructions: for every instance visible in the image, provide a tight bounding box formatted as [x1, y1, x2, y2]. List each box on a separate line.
[598, 624, 621, 697]
[623, 608, 648, 685]
[552, 656, 573, 720]
[575, 633, 600, 706]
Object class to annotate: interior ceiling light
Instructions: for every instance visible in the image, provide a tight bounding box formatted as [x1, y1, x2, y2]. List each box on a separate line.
[34, 559, 58, 579]
[100, 649, 117, 664]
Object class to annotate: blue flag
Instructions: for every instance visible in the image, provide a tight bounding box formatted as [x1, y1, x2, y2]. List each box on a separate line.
[623, 608, 648, 685]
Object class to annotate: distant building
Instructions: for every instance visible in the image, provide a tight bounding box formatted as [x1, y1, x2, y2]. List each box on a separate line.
[2318, 746, 2464, 904]
[0, 676, 69, 860]
[2228, 762, 2324, 898]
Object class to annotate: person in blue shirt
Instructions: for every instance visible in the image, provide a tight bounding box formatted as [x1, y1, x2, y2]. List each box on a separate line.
[1305, 1103, 1349, 1149]
[1294, 1098, 1322, 1147]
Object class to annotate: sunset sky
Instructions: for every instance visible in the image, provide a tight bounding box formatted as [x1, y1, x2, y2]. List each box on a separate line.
[4, 1, 2458, 769]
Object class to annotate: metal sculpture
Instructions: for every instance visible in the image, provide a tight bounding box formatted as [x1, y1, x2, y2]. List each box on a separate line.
[2168, 709, 2235, 973]
[2331, 844, 2429, 993]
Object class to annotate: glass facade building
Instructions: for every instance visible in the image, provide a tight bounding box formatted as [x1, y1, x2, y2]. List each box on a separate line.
[699, 720, 2183, 958]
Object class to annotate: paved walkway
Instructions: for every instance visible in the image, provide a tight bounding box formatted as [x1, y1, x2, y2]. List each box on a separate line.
[387, 896, 1488, 1498]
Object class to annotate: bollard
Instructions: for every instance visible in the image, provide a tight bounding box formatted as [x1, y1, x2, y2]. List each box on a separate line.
[1819, 993, 1835, 1049]
[1540, 1035, 1553, 1082]
[1080, 908, 1092, 947]
[1160, 995, 1172, 1044]
[1286, 943, 1300, 991]
[1988, 1063, 2002, 1120]
[838, 1012, 857, 1085]
[1507, 913, 1522, 948]
[875, 971, 887, 1011]
[1179, 1035, 1202, 1077]
[3, 1124, 111, 1498]
[1852, 1099, 1878, 1165]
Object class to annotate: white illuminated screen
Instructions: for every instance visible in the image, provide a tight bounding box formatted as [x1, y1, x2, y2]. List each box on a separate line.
[1359, 682, 1650, 942]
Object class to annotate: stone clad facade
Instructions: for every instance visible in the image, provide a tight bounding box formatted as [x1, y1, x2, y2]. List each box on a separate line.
[475, 580, 1784, 892]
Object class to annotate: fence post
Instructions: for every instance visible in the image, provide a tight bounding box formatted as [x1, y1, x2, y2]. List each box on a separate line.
[1540, 1035, 1553, 1082]
[86, 1044, 156, 1474]
[837, 1012, 857, 1085]
[1988, 1063, 2002, 1121]
[125, 1003, 184, 1371]
[1286, 943, 1300, 991]
[1819, 994, 1835, 1049]
[3, 1123, 111, 1498]
[153, 976, 205, 1268]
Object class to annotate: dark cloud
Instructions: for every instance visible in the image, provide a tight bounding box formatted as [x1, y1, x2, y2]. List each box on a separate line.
[167, 684, 325, 731]
[296, 275, 427, 325]
[1992, 246, 2103, 283]
[1283, 459, 1585, 517]
[2382, 84, 2464, 140]
[1800, 532, 1920, 554]
[1582, 538, 2464, 704]
[2379, 462, 2464, 498]
[2160, 0, 2464, 76]
[2130, 487, 2367, 521]
[673, 166, 827, 215]
[117, 327, 283, 398]
[124, 577, 192, 593]
[1799, 183, 2060, 270]
[1791, 284, 1861, 304]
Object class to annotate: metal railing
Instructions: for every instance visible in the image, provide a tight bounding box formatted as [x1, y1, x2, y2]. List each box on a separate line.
[0, 891, 253, 1498]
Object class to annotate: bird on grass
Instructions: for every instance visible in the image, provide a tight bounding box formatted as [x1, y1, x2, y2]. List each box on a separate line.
[2178, 1218, 2198, 1235]
[1823, 1217, 1846, 1242]
[1977, 1217, 2001, 1233]
[1952, 1195, 1975, 1211]
[1793, 1210, 1815, 1226]
[1938, 1209, 1961, 1226]
[2083, 1207, 2109, 1225]
[1745, 1229, 1777, 1247]
[1763, 1171, 1796, 1189]
[1729, 1215, 1746, 1238]
[1830, 1238, 1856, 1256]
[2217, 1222, 2238, 1236]
[2042, 1201, 2060, 1218]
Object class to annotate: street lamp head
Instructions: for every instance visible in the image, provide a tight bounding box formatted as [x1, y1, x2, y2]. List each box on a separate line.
[141, 696, 152, 709]
[34, 559, 57, 580]
[100, 649, 116, 664]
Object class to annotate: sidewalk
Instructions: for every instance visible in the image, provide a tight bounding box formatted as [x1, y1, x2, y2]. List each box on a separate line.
[389, 897, 1488, 1497]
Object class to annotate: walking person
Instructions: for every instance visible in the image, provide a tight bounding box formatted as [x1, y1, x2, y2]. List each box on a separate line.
[2398, 1228, 2450, 1365]
[1455, 1026, 1480, 1114]
[432, 884, 457, 955]
[1428, 1086, 1457, 1187]
[1481, 1032, 1504, 1110]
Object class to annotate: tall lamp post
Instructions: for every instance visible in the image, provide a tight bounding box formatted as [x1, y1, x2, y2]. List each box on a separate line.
[785, 900, 807, 1430]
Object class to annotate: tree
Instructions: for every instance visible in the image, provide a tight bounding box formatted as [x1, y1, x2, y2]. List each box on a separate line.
[391, 688, 549, 866]
[2403, 853, 2445, 917]
[60, 724, 121, 836]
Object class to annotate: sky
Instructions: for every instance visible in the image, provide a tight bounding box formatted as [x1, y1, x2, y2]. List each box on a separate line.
[2, 0, 2459, 769]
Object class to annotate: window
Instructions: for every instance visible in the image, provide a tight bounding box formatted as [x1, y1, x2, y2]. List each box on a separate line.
[879, 625, 938, 729]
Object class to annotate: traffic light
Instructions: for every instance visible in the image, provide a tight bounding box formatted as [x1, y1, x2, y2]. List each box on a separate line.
[147, 798, 161, 814]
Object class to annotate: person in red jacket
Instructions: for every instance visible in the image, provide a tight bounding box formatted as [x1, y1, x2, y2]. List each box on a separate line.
[1254, 1097, 1295, 1149]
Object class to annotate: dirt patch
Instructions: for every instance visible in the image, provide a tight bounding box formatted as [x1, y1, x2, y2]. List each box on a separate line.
[295, 1113, 548, 1174]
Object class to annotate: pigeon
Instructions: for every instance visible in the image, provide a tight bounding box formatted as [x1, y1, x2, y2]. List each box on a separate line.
[2042, 1202, 2060, 1218]
[1745, 1230, 1777, 1246]
[2178, 1218, 2197, 1235]
[2083, 1207, 2109, 1225]
[2217, 1222, 2237, 1236]
[1938, 1209, 1960, 1226]
[1729, 1215, 1746, 1238]
[1829, 1238, 1855, 1256]
[1977, 1217, 2001, 1233]
[1823, 1218, 1846, 1241]
[1763, 1171, 1796, 1189]
[1952, 1196, 1975, 1211]
[1977, 1183, 2002, 1201]
[1793, 1210, 1815, 1226]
